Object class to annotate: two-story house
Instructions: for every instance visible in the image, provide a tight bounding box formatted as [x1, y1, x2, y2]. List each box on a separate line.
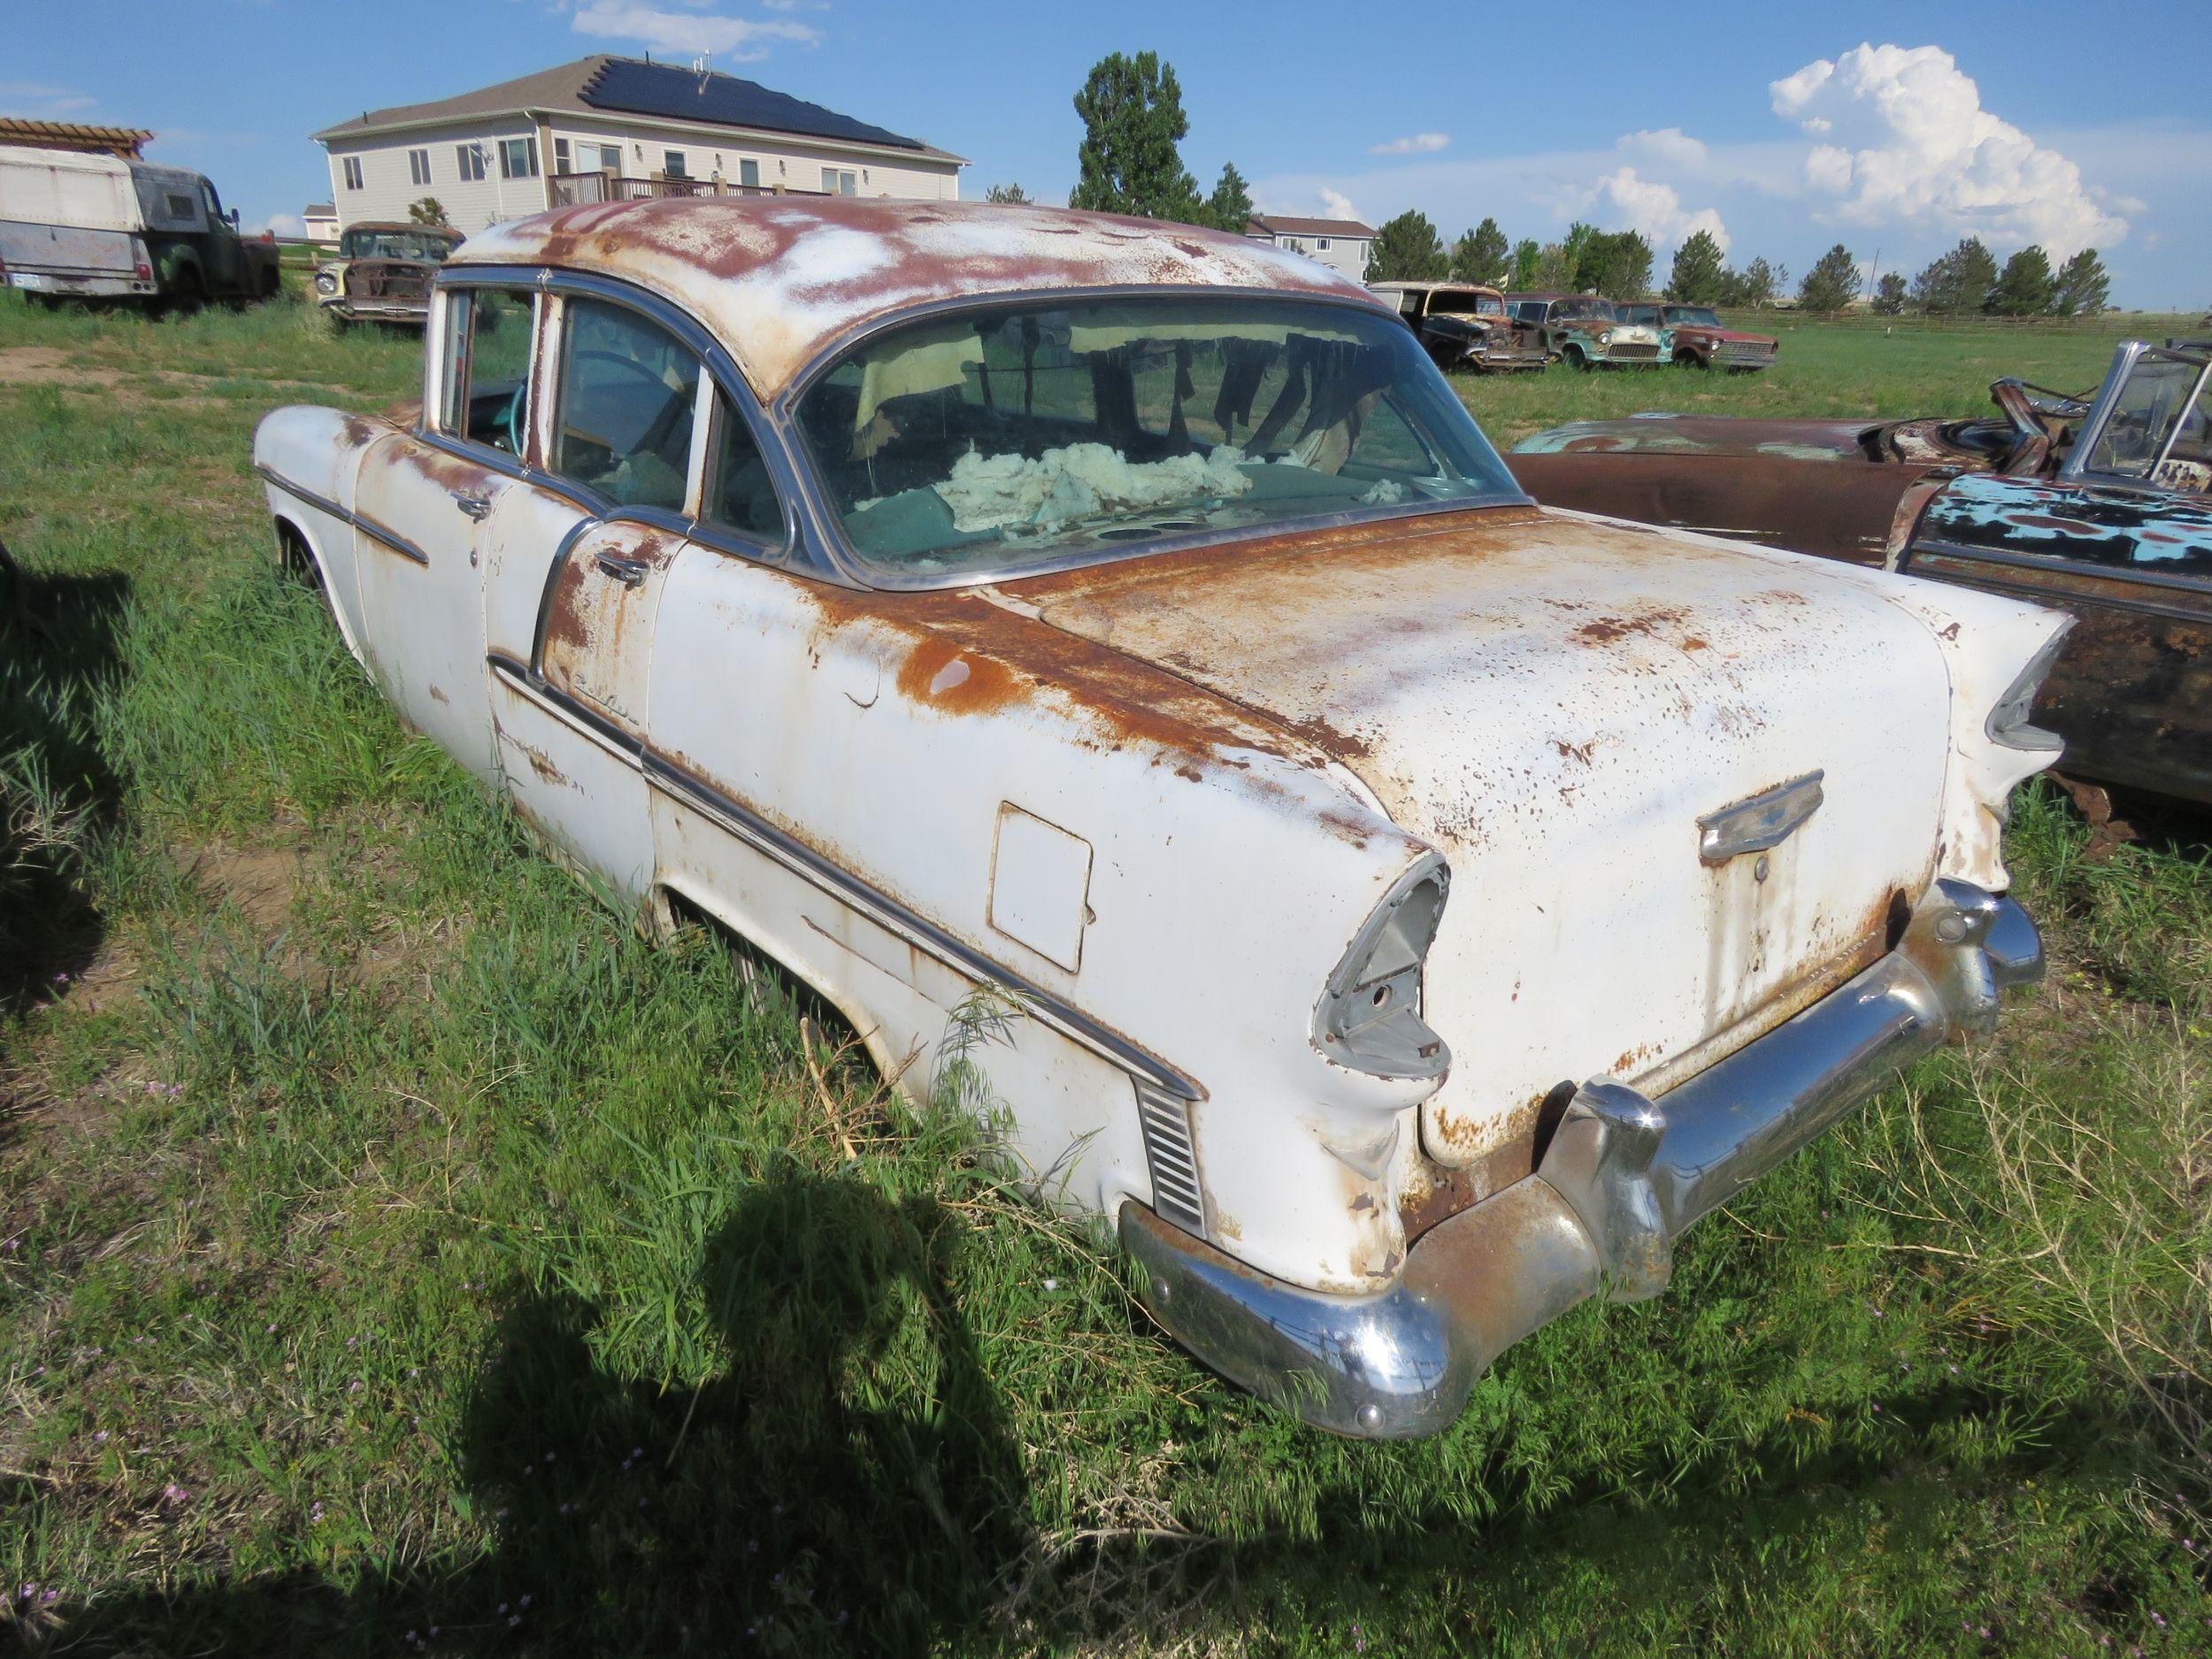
[311, 54, 964, 236]
[1246, 214, 1377, 283]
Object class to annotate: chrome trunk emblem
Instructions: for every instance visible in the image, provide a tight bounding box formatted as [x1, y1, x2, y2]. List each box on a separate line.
[1698, 771, 1824, 866]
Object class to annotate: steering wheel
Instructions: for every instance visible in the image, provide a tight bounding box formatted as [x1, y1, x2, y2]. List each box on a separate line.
[503, 387, 526, 457]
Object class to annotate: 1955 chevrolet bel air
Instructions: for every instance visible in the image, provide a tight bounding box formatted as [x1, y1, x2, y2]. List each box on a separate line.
[254, 198, 2067, 1438]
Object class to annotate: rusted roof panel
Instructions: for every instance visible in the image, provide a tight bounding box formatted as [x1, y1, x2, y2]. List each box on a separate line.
[453, 196, 1386, 397]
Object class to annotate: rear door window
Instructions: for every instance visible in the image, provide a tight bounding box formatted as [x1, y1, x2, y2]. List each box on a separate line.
[551, 298, 703, 512]
[439, 288, 536, 455]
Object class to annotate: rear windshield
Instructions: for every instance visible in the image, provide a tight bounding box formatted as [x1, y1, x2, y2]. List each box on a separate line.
[795, 295, 1521, 580]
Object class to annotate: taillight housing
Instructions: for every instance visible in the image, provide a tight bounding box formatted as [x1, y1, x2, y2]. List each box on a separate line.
[1313, 857, 1451, 1080]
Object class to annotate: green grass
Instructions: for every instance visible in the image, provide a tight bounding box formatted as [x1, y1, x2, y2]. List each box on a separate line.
[1, 295, 2208, 1656]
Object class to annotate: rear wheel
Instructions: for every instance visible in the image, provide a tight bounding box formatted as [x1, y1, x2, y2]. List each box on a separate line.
[163, 267, 204, 319]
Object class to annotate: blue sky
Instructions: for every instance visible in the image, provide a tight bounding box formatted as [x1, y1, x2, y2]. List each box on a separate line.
[8, 0, 2206, 308]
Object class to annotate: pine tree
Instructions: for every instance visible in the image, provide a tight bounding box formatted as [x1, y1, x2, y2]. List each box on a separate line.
[1664, 229, 1728, 304]
[1798, 244, 1861, 314]
[1070, 52, 1202, 222]
[1364, 210, 1449, 281]
[2051, 248, 2112, 317]
[984, 183, 1031, 204]
[1987, 246, 2055, 316]
[1451, 218, 1510, 285]
[1723, 257, 1778, 309]
[1912, 238, 1998, 314]
[1203, 163, 1253, 234]
[1871, 272, 1908, 315]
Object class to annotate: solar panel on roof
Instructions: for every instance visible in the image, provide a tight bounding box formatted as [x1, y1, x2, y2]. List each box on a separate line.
[583, 59, 924, 152]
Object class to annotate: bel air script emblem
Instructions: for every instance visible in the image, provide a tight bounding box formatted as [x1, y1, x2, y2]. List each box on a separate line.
[1697, 770, 1824, 867]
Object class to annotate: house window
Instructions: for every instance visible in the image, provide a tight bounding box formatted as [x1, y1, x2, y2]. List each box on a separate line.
[341, 156, 364, 191]
[1317, 238, 1331, 250]
[408, 148, 431, 187]
[663, 150, 687, 179]
[739, 158, 760, 188]
[822, 168, 856, 196]
[595, 143, 622, 172]
[457, 144, 486, 182]
[553, 137, 571, 173]
[498, 136, 539, 180]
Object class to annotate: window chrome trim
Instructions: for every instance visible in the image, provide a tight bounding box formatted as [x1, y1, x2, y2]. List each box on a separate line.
[483, 649, 1204, 1102]
[2061, 340, 2212, 490]
[256, 462, 430, 566]
[1910, 536, 2212, 600]
[769, 284, 1538, 594]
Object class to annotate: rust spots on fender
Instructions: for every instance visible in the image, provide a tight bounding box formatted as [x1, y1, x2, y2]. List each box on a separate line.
[892, 635, 1023, 717]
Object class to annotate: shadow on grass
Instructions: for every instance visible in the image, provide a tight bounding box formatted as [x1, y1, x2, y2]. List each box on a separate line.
[58, 1170, 1032, 1655]
[0, 542, 130, 1018]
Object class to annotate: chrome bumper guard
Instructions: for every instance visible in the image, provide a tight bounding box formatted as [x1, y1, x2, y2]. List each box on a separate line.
[1121, 879, 2042, 1439]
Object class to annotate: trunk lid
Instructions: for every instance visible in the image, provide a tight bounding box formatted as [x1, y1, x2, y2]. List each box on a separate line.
[1006, 508, 1954, 1168]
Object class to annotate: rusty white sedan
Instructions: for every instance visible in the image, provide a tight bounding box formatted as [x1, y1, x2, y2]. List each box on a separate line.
[254, 199, 2066, 1438]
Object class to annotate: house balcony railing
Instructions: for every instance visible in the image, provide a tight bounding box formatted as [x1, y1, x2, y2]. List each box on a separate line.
[548, 173, 833, 208]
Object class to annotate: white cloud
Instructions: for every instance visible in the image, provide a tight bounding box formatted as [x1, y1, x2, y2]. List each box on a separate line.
[0, 81, 94, 117]
[761, 0, 830, 9]
[1367, 132, 1449, 157]
[571, 2, 818, 58]
[1577, 165, 1730, 255]
[1769, 42, 2125, 256]
[255, 211, 308, 240]
[1318, 187, 1363, 222]
[1618, 127, 1707, 169]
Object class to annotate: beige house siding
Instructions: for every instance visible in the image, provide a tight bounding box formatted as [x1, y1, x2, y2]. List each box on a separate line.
[326, 113, 961, 236]
[1262, 233, 1371, 283]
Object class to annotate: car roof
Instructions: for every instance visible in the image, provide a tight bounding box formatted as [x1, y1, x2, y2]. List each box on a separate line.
[451, 196, 1383, 398]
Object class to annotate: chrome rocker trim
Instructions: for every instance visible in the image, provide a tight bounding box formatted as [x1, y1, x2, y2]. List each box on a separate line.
[1120, 878, 2043, 1439]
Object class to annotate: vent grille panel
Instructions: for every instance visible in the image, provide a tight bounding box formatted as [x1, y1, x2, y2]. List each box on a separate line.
[1135, 1085, 1207, 1238]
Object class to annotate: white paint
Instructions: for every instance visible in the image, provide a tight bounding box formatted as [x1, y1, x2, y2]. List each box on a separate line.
[989, 804, 1094, 973]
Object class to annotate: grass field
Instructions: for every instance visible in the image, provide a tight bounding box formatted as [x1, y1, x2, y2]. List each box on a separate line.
[2, 291, 2208, 1657]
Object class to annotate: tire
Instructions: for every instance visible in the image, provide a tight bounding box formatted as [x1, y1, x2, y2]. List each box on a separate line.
[163, 267, 205, 319]
[1563, 344, 1593, 373]
[259, 267, 280, 303]
[1674, 350, 1709, 370]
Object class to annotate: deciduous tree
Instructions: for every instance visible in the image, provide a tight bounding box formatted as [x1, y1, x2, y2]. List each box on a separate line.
[1798, 243, 1861, 315]
[1203, 162, 1253, 234]
[1364, 209, 1449, 281]
[407, 196, 448, 227]
[1664, 229, 1727, 304]
[1581, 230, 1654, 299]
[1070, 51, 1202, 222]
[1509, 238, 1541, 289]
[1451, 218, 1510, 286]
[2052, 248, 2112, 317]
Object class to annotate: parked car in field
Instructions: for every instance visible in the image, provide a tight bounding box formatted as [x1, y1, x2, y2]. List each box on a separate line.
[1504, 292, 1665, 369]
[1368, 280, 1551, 373]
[0, 142, 280, 310]
[254, 198, 2065, 1436]
[313, 220, 460, 326]
[1509, 341, 2210, 809]
[1615, 303, 1779, 372]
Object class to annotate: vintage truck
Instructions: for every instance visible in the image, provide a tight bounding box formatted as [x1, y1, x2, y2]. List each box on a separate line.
[1509, 342, 2211, 809]
[0, 142, 280, 310]
[254, 198, 2064, 1436]
[1616, 303, 1780, 372]
[1503, 292, 1666, 369]
[313, 220, 461, 327]
[1368, 280, 1552, 373]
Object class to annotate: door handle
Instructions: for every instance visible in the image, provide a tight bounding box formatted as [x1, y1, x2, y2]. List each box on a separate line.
[450, 490, 493, 521]
[594, 552, 649, 588]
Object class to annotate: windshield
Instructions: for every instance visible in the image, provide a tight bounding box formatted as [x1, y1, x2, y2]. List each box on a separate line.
[1665, 307, 1723, 327]
[795, 296, 1523, 579]
[1618, 304, 1662, 326]
[1430, 289, 1503, 316]
[1551, 296, 1614, 321]
[2081, 350, 2212, 486]
[341, 229, 457, 261]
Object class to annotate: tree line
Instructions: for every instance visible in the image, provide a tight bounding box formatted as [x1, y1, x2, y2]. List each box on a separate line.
[993, 50, 2113, 320]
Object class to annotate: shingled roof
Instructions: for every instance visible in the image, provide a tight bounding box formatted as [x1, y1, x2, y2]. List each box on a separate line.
[311, 55, 963, 163]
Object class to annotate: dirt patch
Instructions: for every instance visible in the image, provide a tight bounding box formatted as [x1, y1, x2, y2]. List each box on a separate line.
[0, 346, 345, 407]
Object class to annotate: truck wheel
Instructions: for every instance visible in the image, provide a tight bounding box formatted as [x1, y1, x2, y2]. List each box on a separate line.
[259, 267, 281, 303]
[164, 268, 205, 319]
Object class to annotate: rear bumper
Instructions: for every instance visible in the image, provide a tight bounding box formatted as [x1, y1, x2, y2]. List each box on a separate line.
[7, 269, 153, 299]
[1121, 877, 2042, 1438]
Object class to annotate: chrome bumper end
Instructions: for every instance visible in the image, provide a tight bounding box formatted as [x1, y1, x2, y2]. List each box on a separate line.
[1121, 879, 2041, 1439]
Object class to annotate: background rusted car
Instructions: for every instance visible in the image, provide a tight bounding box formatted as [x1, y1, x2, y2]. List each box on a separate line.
[1509, 341, 2211, 808]
[253, 198, 2064, 1437]
[1504, 292, 1665, 369]
[313, 221, 461, 326]
[1368, 280, 1551, 373]
[1616, 302, 1779, 372]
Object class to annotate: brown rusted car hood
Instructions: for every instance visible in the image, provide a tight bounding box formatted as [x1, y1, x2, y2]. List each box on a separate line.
[1007, 506, 1958, 1169]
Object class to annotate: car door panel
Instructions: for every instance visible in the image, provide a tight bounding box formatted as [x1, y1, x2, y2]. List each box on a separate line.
[350, 428, 508, 777]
